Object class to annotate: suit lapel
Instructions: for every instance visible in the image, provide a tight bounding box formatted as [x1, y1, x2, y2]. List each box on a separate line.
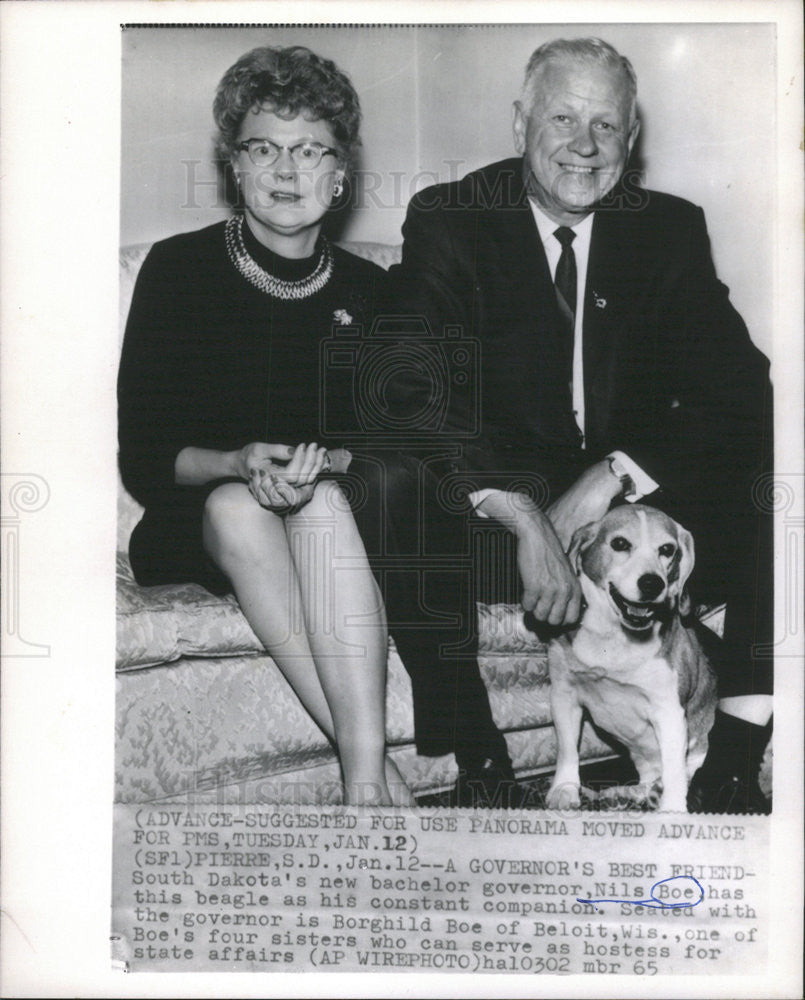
[486, 183, 581, 447]
[484, 176, 553, 307]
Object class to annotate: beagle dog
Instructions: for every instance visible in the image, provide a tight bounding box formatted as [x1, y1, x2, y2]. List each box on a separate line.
[546, 504, 716, 813]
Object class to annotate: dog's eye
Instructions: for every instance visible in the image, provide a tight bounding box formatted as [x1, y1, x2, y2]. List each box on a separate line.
[659, 543, 677, 559]
[610, 536, 631, 552]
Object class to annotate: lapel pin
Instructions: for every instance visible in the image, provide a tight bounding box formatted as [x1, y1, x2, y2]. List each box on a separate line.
[593, 291, 607, 309]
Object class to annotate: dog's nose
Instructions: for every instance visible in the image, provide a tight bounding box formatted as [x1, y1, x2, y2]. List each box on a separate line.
[637, 573, 665, 601]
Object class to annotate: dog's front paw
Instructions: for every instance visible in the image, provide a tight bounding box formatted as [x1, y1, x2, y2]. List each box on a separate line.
[658, 792, 688, 813]
[546, 781, 581, 811]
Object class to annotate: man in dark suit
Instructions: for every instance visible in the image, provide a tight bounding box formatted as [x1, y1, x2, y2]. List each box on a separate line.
[362, 37, 772, 811]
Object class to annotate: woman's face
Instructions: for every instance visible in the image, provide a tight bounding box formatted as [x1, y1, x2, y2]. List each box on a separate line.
[233, 107, 345, 256]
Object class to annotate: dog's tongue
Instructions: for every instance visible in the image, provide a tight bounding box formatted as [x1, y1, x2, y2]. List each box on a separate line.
[610, 584, 656, 627]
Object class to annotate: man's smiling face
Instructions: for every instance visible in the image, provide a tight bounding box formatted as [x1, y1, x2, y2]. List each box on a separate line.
[513, 56, 639, 225]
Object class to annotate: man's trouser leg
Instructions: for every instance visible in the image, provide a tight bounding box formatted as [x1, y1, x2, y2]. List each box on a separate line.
[347, 449, 510, 768]
[647, 473, 773, 811]
[649, 479, 772, 698]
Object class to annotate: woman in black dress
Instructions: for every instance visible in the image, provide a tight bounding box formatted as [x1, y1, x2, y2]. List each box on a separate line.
[118, 45, 413, 806]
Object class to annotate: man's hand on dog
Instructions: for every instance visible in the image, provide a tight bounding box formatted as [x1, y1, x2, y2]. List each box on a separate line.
[516, 511, 583, 624]
[548, 459, 625, 549]
[476, 491, 582, 626]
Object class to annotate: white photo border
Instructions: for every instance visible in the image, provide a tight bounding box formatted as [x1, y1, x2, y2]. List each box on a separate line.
[1, 2, 802, 998]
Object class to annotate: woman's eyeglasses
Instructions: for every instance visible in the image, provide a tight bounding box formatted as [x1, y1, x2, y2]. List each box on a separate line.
[237, 138, 339, 169]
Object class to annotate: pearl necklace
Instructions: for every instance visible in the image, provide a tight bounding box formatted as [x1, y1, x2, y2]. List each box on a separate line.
[224, 215, 334, 300]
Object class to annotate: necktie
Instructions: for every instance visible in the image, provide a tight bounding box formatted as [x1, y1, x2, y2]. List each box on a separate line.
[553, 226, 577, 382]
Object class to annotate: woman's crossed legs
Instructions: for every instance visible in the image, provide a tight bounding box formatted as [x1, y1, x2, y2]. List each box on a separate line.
[202, 479, 413, 806]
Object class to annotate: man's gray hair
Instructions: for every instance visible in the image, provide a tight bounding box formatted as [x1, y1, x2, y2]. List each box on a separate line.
[521, 37, 638, 124]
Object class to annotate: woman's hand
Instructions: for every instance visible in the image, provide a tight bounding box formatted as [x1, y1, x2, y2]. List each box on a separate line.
[278, 442, 331, 486]
[249, 468, 316, 513]
[247, 442, 330, 513]
[235, 442, 296, 481]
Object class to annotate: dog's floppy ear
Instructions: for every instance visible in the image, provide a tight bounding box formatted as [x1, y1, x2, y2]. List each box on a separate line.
[567, 521, 599, 574]
[669, 524, 695, 615]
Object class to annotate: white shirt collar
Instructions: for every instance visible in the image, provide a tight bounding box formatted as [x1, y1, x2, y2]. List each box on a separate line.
[528, 200, 595, 249]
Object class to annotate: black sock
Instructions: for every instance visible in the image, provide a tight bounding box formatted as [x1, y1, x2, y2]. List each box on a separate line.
[455, 745, 514, 777]
[700, 710, 772, 785]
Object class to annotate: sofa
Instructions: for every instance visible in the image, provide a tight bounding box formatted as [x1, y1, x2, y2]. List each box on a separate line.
[115, 237, 723, 806]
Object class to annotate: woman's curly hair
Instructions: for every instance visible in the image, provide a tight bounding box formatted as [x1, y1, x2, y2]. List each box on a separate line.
[214, 45, 362, 166]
